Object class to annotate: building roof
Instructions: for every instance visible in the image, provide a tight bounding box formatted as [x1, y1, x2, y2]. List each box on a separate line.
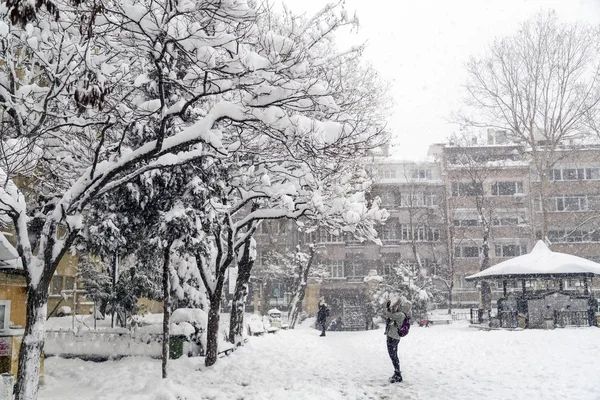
[466, 240, 600, 280]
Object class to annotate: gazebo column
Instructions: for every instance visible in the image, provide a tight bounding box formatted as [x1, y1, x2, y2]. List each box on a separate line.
[583, 277, 589, 295]
[502, 280, 507, 297]
[522, 279, 526, 295]
[559, 279, 564, 291]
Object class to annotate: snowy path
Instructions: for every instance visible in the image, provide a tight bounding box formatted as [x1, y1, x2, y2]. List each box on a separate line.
[39, 321, 600, 400]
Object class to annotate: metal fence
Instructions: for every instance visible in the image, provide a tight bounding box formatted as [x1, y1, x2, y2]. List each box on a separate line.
[452, 312, 470, 321]
[555, 310, 590, 327]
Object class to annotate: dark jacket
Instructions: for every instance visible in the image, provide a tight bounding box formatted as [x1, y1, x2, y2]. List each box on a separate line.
[317, 304, 329, 323]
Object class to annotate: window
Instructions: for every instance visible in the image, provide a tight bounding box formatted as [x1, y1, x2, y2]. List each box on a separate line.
[345, 233, 363, 246]
[382, 169, 396, 179]
[345, 260, 363, 278]
[565, 279, 583, 289]
[491, 181, 523, 196]
[379, 191, 398, 208]
[492, 217, 519, 226]
[0, 300, 10, 331]
[551, 169, 562, 181]
[561, 196, 586, 211]
[399, 225, 440, 242]
[455, 245, 480, 258]
[563, 168, 584, 181]
[381, 224, 399, 244]
[64, 277, 75, 291]
[318, 229, 342, 243]
[400, 193, 439, 207]
[546, 229, 600, 243]
[305, 228, 343, 244]
[586, 168, 600, 180]
[411, 169, 432, 180]
[382, 262, 396, 277]
[546, 167, 599, 181]
[495, 244, 527, 258]
[323, 260, 344, 278]
[51, 276, 63, 295]
[539, 195, 588, 212]
[452, 182, 483, 197]
[453, 219, 479, 227]
[427, 227, 441, 242]
[272, 283, 282, 298]
[424, 194, 438, 207]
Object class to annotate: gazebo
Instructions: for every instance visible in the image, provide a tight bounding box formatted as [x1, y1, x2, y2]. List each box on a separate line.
[466, 241, 600, 329]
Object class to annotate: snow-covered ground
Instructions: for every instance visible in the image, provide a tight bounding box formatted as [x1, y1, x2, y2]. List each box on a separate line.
[39, 319, 600, 400]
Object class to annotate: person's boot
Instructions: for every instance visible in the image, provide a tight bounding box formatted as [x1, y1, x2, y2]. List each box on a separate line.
[389, 371, 402, 383]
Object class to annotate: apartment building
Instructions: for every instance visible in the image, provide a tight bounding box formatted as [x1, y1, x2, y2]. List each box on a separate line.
[252, 132, 600, 322]
[530, 146, 600, 288]
[436, 138, 533, 306]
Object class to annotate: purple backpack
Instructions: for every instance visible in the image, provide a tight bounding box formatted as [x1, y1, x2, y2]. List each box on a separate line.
[398, 316, 411, 337]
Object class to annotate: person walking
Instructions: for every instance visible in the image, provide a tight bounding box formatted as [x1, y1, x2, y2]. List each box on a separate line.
[317, 297, 330, 337]
[383, 296, 412, 383]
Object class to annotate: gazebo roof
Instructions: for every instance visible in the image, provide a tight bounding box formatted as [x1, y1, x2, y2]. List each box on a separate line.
[466, 240, 600, 280]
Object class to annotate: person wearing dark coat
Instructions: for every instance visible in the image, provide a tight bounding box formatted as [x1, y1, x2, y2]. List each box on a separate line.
[383, 296, 412, 383]
[317, 297, 329, 337]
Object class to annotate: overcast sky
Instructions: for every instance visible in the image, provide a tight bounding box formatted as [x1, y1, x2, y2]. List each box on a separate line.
[283, 0, 600, 160]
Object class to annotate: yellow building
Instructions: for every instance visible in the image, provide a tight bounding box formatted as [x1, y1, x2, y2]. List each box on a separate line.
[0, 233, 44, 379]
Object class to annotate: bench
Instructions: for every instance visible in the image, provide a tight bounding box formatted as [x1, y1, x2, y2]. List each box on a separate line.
[429, 319, 451, 325]
[419, 318, 451, 326]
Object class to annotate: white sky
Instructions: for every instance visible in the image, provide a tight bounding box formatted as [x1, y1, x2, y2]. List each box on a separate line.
[282, 0, 600, 160]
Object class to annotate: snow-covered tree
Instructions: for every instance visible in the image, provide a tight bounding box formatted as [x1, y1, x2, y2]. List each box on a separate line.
[373, 261, 431, 319]
[1, 0, 388, 392]
[286, 244, 316, 329]
[459, 11, 600, 238]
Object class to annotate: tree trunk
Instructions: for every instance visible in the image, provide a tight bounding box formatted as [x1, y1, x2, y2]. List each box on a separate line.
[205, 295, 221, 367]
[161, 246, 172, 379]
[288, 247, 315, 329]
[260, 280, 272, 316]
[480, 225, 492, 311]
[228, 255, 253, 346]
[15, 288, 48, 400]
[111, 250, 119, 329]
[447, 281, 454, 315]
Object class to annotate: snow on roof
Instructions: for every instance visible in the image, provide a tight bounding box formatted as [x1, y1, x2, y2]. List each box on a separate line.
[466, 241, 600, 280]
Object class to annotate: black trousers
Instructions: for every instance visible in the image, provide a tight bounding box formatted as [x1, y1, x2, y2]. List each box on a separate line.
[386, 336, 400, 373]
[319, 319, 326, 335]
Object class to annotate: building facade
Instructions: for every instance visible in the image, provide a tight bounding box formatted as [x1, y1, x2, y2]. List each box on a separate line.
[251, 132, 600, 325]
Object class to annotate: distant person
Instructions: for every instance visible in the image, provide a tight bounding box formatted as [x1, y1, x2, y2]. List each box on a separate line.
[317, 297, 330, 337]
[383, 296, 412, 383]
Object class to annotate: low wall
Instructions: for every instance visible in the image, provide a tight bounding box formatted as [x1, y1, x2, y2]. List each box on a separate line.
[45, 328, 162, 360]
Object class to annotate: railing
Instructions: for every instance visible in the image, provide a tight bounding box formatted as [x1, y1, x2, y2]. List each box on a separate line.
[555, 310, 590, 327]
[497, 311, 518, 328]
[452, 312, 470, 321]
[470, 308, 492, 324]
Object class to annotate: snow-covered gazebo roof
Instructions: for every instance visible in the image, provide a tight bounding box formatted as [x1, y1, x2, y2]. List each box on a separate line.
[466, 240, 600, 280]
